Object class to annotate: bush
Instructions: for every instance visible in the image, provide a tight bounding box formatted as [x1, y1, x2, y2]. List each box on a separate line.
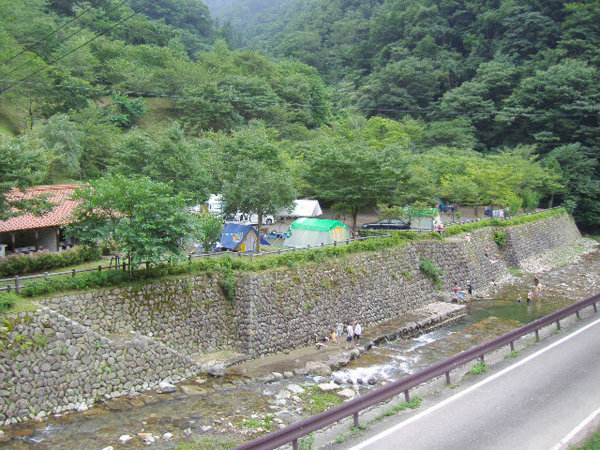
[0, 292, 18, 313]
[419, 257, 445, 288]
[493, 230, 507, 248]
[0, 246, 101, 277]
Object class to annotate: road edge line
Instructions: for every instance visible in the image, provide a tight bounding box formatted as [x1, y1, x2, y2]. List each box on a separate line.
[349, 316, 600, 450]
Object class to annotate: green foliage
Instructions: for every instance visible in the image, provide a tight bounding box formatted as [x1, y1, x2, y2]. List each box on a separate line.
[505, 350, 518, 358]
[196, 213, 223, 253]
[0, 136, 53, 220]
[373, 396, 422, 421]
[300, 385, 344, 414]
[419, 258, 444, 289]
[0, 247, 101, 277]
[445, 208, 567, 236]
[493, 231, 507, 248]
[0, 293, 18, 313]
[469, 361, 488, 375]
[573, 428, 600, 450]
[104, 95, 147, 129]
[67, 174, 196, 267]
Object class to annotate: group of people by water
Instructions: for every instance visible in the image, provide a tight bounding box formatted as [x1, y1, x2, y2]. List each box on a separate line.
[517, 275, 544, 304]
[316, 321, 362, 350]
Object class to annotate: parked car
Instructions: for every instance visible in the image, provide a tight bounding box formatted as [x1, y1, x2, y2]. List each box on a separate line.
[361, 219, 410, 230]
[225, 212, 276, 226]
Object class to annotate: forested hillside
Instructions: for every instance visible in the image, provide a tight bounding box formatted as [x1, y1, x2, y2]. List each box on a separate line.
[208, 0, 600, 229]
[1, 0, 598, 234]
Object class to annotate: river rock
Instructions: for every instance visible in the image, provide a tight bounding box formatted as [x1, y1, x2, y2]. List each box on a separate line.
[338, 389, 356, 399]
[119, 435, 132, 443]
[271, 372, 284, 380]
[201, 426, 212, 432]
[318, 382, 339, 392]
[207, 364, 226, 377]
[158, 381, 176, 394]
[367, 377, 377, 385]
[276, 390, 291, 400]
[284, 371, 294, 378]
[286, 384, 305, 395]
[293, 367, 308, 376]
[163, 432, 174, 440]
[305, 361, 331, 376]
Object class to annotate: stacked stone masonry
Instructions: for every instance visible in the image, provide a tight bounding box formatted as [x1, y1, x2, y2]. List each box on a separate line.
[0, 212, 581, 425]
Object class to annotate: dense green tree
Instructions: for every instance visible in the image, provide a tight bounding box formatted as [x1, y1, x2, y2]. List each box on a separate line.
[68, 174, 196, 266]
[303, 140, 406, 234]
[0, 136, 53, 220]
[219, 124, 296, 251]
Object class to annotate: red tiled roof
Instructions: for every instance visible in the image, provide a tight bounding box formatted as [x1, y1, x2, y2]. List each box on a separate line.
[0, 185, 81, 233]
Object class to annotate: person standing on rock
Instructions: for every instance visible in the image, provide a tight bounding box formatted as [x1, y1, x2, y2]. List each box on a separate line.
[337, 322, 344, 343]
[354, 322, 362, 346]
[467, 281, 473, 297]
[346, 323, 354, 349]
[533, 275, 540, 287]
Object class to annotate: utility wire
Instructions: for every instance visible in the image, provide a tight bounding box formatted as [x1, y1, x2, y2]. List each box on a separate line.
[1, 0, 131, 80]
[0, 1, 99, 66]
[0, 0, 161, 95]
[1, 78, 598, 119]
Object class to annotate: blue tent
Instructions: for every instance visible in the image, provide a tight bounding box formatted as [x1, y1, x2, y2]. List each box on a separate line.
[221, 223, 270, 252]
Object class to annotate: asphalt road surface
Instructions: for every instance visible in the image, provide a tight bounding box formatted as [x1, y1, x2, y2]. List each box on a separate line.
[348, 317, 600, 450]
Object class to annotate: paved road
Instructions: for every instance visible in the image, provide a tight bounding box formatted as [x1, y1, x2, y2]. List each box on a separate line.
[349, 317, 600, 450]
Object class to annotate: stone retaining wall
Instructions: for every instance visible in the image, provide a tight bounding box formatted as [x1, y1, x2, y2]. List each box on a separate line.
[0, 212, 582, 425]
[0, 309, 200, 425]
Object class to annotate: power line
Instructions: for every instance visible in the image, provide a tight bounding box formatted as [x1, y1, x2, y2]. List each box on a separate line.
[0, 2, 98, 66]
[1, 78, 598, 120]
[1, 0, 131, 80]
[0, 0, 161, 95]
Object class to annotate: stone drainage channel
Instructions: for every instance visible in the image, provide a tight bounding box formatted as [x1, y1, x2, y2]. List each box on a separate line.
[2, 248, 600, 450]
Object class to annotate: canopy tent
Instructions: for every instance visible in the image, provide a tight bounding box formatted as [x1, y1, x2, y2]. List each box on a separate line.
[284, 218, 349, 248]
[280, 199, 323, 218]
[221, 223, 270, 252]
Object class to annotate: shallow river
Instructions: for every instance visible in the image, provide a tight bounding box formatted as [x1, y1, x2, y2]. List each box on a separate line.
[3, 249, 600, 449]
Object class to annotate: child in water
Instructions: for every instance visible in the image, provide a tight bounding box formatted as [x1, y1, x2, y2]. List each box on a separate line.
[517, 295, 522, 304]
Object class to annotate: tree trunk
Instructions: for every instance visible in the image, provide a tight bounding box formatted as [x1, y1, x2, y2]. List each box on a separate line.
[352, 207, 358, 238]
[257, 213, 262, 253]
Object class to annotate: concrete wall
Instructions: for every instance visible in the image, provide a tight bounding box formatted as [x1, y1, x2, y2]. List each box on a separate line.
[0, 212, 582, 425]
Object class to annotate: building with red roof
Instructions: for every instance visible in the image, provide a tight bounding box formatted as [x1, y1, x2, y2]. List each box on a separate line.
[0, 185, 81, 256]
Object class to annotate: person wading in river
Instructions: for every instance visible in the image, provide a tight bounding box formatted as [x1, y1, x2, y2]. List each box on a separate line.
[346, 323, 354, 349]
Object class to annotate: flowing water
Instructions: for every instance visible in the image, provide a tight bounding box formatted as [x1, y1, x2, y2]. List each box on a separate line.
[3, 248, 600, 449]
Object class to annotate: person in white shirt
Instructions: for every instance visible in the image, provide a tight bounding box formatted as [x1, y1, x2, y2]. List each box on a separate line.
[346, 323, 354, 349]
[353, 322, 362, 346]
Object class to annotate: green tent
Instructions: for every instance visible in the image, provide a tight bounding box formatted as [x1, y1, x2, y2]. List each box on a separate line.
[284, 218, 349, 248]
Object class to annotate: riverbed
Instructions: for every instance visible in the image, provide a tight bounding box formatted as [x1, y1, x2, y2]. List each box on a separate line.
[2, 247, 599, 449]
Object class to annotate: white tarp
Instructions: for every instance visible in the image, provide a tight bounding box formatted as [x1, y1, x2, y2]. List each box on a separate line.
[280, 200, 323, 217]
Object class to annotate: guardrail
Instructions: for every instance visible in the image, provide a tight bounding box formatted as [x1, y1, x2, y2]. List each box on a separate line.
[235, 292, 600, 450]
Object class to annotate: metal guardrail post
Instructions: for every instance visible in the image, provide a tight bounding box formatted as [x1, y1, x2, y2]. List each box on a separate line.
[479, 355, 485, 364]
[404, 390, 410, 403]
[353, 412, 359, 428]
[510, 341, 514, 352]
[535, 329, 540, 341]
[292, 439, 298, 450]
[445, 372, 451, 385]
[556, 320, 561, 330]
[594, 302, 598, 313]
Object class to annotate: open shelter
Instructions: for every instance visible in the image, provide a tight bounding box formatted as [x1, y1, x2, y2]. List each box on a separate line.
[283, 218, 349, 248]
